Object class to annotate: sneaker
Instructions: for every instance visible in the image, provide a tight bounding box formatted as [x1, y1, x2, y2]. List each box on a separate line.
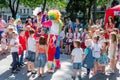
[107, 69, 114, 74]
[12, 70, 18, 73]
[72, 76, 75, 80]
[16, 68, 20, 71]
[78, 75, 82, 80]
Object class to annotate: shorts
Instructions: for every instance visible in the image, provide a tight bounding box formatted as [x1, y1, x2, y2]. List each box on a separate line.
[37, 53, 46, 67]
[94, 58, 99, 62]
[27, 50, 36, 62]
[73, 63, 81, 70]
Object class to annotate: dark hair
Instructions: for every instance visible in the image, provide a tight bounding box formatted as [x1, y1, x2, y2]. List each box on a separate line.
[39, 36, 46, 45]
[74, 41, 81, 48]
[108, 16, 114, 24]
[94, 36, 99, 41]
[19, 29, 24, 33]
[104, 41, 108, 46]
[29, 30, 34, 35]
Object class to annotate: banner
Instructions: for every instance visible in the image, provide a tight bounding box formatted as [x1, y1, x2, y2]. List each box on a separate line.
[114, 11, 120, 16]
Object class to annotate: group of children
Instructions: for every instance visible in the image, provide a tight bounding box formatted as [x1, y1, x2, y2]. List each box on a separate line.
[0, 22, 48, 78]
[69, 26, 120, 79]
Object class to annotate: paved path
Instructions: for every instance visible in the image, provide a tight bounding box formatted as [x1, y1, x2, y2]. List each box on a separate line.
[0, 53, 120, 80]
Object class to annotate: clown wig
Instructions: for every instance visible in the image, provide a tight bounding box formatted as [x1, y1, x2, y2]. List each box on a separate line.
[48, 10, 61, 20]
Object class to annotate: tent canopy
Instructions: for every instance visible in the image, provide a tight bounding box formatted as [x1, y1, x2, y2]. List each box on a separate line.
[104, 5, 120, 26]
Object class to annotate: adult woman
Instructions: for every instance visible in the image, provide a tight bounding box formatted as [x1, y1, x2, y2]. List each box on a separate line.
[105, 16, 115, 39]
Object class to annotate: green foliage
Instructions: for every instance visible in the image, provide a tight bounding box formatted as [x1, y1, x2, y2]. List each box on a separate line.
[20, 0, 44, 8]
[0, 0, 8, 8]
[20, 0, 67, 9]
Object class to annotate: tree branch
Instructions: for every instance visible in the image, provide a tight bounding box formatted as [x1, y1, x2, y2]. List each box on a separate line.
[15, 0, 20, 14]
[8, 0, 14, 12]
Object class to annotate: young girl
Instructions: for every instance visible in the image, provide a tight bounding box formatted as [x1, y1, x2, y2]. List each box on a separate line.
[60, 28, 65, 53]
[98, 41, 109, 74]
[27, 30, 36, 74]
[71, 40, 83, 80]
[66, 28, 73, 54]
[37, 36, 47, 77]
[82, 39, 94, 77]
[92, 36, 101, 74]
[107, 32, 117, 74]
[1, 32, 7, 55]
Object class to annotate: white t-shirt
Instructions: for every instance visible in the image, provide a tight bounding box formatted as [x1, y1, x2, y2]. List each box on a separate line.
[92, 42, 101, 58]
[66, 32, 73, 42]
[1, 38, 7, 49]
[10, 38, 19, 52]
[60, 30, 65, 40]
[28, 37, 36, 52]
[71, 48, 83, 63]
[73, 32, 81, 41]
[50, 21, 60, 35]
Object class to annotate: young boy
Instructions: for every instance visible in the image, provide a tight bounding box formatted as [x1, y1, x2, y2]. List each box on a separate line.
[10, 31, 20, 73]
[71, 40, 83, 80]
[27, 29, 36, 74]
[19, 29, 26, 66]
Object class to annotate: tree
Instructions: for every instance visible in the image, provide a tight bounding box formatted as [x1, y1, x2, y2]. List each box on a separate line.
[0, 0, 20, 19]
[66, 0, 110, 22]
[1, 0, 67, 19]
[21, 0, 67, 12]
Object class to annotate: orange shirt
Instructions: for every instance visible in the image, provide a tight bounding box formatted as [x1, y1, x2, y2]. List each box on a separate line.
[38, 45, 46, 54]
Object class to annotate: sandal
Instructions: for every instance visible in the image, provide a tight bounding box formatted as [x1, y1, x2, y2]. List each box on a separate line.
[27, 70, 31, 73]
[31, 71, 37, 74]
[41, 74, 45, 77]
[38, 74, 41, 77]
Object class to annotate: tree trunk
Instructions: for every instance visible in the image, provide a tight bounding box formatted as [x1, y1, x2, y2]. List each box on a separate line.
[8, 0, 20, 19]
[88, 5, 91, 19]
[93, 0, 97, 23]
[42, 0, 47, 13]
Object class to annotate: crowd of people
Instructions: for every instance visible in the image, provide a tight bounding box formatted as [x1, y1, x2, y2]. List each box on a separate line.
[0, 12, 120, 80]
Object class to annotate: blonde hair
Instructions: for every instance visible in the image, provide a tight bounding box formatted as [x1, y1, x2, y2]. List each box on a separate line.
[110, 32, 117, 43]
[85, 39, 92, 47]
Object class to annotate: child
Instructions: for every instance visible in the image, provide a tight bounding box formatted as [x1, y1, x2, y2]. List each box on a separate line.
[10, 31, 20, 73]
[71, 40, 83, 80]
[1, 32, 7, 55]
[66, 28, 73, 54]
[99, 31, 106, 48]
[60, 28, 65, 53]
[98, 41, 109, 74]
[81, 28, 89, 50]
[107, 32, 117, 73]
[18, 29, 26, 66]
[37, 36, 47, 77]
[92, 36, 101, 74]
[27, 30, 36, 74]
[82, 39, 94, 77]
[73, 27, 80, 41]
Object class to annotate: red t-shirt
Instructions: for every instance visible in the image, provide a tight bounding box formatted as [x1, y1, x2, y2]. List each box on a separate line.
[25, 30, 30, 40]
[19, 36, 26, 55]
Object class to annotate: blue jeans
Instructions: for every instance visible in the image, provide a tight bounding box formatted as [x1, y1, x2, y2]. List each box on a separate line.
[19, 51, 24, 64]
[37, 53, 46, 67]
[73, 63, 82, 70]
[27, 50, 36, 62]
[11, 52, 19, 70]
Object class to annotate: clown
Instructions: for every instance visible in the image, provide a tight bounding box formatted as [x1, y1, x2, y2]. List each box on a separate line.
[42, 10, 63, 72]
